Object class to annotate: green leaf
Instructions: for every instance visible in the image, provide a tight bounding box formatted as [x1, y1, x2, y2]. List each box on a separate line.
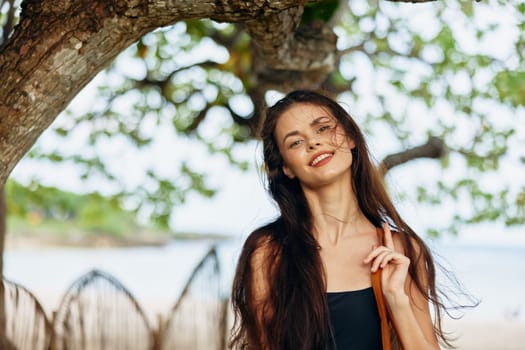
[493, 70, 525, 107]
[302, 0, 340, 24]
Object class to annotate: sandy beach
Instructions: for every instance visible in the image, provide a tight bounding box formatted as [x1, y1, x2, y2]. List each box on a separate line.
[443, 316, 525, 350]
[3, 282, 524, 349]
[4, 239, 524, 350]
[145, 299, 525, 350]
[132, 297, 525, 350]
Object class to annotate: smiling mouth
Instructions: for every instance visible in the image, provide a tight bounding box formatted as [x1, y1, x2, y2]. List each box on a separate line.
[310, 153, 333, 166]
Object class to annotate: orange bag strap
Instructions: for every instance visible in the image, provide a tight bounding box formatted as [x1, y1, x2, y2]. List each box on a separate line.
[371, 227, 392, 350]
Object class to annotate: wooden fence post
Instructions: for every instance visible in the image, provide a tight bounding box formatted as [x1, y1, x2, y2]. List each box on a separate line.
[219, 298, 230, 350]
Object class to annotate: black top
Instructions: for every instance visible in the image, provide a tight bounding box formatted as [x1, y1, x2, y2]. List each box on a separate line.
[326, 287, 382, 350]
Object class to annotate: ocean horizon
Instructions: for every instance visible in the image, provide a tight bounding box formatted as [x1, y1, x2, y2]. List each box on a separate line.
[3, 235, 524, 324]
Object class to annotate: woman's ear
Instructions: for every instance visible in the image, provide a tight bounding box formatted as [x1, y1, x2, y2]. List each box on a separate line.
[348, 138, 356, 150]
[282, 165, 296, 179]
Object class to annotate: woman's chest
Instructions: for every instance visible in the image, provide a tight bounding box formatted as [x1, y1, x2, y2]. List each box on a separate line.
[320, 241, 375, 291]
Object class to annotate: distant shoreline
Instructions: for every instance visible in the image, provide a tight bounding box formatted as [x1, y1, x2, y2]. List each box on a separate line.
[5, 231, 232, 249]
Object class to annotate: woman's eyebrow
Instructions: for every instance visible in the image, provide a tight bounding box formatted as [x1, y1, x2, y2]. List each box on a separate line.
[310, 116, 331, 126]
[282, 130, 300, 144]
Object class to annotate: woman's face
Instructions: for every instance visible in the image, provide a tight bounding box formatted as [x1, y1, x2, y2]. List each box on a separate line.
[273, 103, 355, 189]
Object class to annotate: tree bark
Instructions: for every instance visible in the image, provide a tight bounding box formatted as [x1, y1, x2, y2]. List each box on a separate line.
[0, 185, 5, 275]
[246, 7, 337, 89]
[0, 185, 6, 346]
[379, 136, 447, 177]
[0, 0, 443, 185]
[250, 21, 338, 91]
[0, 0, 315, 185]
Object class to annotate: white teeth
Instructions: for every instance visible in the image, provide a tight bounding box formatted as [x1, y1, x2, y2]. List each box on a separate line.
[311, 153, 332, 166]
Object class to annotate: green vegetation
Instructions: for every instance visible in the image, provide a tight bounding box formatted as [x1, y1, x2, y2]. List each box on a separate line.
[5, 180, 227, 246]
[5, 0, 525, 236]
[6, 180, 139, 236]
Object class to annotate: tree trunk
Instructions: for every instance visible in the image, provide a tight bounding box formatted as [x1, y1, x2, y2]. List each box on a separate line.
[0, 0, 313, 185]
[0, 185, 7, 347]
[0, 185, 5, 275]
[246, 7, 337, 91]
[0, 0, 441, 185]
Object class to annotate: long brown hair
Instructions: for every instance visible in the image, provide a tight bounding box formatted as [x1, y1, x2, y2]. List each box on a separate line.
[231, 90, 453, 349]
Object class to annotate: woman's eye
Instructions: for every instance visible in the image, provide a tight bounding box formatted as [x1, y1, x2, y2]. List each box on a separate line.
[318, 125, 332, 133]
[289, 140, 303, 148]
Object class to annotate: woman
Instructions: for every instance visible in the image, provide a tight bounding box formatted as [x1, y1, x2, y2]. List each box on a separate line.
[230, 90, 449, 349]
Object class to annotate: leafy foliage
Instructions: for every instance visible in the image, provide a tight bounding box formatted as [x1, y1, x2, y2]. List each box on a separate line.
[333, 0, 525, 233]
[6, 180, 142, 236]
[14, 0, 525, 234]
[302, 0, 340, 24]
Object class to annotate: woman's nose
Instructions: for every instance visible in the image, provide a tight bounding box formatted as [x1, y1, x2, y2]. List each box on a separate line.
[308, 141, 321, 150]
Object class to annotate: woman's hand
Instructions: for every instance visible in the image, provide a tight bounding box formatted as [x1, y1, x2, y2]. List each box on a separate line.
[364, 223, 410, 301]
[365, 224, 440, 349]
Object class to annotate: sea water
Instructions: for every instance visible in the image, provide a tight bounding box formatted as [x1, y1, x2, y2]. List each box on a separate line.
[3, 238, 524, 323]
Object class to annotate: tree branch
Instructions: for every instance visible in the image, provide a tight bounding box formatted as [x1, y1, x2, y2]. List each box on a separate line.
[135, 60, 220, 92]
[224, 103, 256, 129]
[208, 25, 243, 49]
[188, 102, 214, 131]
[246, 9, 337, 72]
[0, 0, 310, 184]
[0, 0, 16, 48]
[337, 42, 366, 60]
[379, 136, 447, 176]
[320, 73, 355, 96]
[241, 2, 341, 98]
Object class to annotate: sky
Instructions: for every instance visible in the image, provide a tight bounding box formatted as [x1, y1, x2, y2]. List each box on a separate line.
[9, 0, 525, 244]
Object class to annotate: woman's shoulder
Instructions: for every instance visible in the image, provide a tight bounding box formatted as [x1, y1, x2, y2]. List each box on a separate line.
[243, 219, 282, 257]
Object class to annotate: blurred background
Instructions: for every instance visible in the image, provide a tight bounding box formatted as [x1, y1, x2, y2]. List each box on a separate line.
[1, 0, 524, 349]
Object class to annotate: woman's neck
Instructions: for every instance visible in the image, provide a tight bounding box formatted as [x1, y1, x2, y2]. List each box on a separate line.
[303, 180, 369, 245]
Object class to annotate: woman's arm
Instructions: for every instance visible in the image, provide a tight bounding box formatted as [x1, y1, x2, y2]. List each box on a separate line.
[364, 223, 440, 350]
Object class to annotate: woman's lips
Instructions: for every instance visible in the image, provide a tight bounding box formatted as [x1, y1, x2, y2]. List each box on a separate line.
[310, 152, 334, 167]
